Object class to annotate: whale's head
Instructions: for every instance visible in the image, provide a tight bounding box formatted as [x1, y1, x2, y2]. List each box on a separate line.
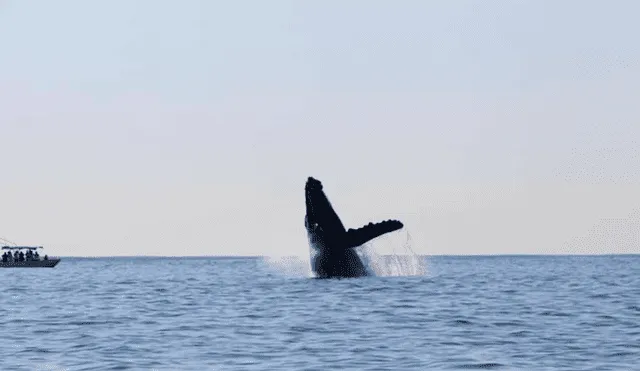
[304, 177, 346, 244]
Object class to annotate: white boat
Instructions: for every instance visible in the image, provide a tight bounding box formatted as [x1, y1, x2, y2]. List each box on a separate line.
[0, 246, 60, 268]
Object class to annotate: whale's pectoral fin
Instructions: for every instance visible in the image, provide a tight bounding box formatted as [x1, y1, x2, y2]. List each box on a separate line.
[346, 219, 404, 248]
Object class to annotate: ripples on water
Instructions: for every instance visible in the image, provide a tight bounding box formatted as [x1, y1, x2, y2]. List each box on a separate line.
[1, 255, 639, 370]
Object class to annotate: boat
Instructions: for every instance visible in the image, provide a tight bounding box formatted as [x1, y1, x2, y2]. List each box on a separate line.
[0, 246, 60, 268]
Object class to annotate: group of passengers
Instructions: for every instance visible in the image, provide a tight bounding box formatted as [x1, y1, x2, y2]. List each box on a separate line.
[1, 250, 48, 263]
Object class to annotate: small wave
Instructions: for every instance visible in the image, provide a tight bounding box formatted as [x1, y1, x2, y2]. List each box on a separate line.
[509, 330, 531, 337]
[492, 320, 524, 327]
[456, 362, 506, 369]
[452, 319, 474, 326]
[540, 311, 574, 317]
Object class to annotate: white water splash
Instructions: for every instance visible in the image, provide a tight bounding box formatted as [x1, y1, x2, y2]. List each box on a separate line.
[356, 231, 428, 277]
[262, 253, 313, 278]
[263, 230, 427, 278]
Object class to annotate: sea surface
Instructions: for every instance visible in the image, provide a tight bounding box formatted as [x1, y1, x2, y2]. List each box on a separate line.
[1, 255, 639, 371]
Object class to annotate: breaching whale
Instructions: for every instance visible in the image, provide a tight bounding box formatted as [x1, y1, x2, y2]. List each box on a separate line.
[304, 177, 404, 278]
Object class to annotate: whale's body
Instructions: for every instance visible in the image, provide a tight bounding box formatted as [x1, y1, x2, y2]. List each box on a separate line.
[304, 177, 404, 278]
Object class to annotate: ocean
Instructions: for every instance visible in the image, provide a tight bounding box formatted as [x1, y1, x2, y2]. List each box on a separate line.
[1, 254, 639, 370]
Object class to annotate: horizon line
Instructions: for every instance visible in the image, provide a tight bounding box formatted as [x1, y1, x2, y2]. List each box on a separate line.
[57, 253, 639, 258]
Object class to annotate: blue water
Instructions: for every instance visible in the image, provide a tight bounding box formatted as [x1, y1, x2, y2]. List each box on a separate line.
[2, 255, 639, 370]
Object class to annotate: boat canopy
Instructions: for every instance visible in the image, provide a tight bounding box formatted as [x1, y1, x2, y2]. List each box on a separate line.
[1, 246, 43, 250]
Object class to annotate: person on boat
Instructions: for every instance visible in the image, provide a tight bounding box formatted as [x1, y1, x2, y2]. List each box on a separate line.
[18, 250, 24, 262]
[44, 255, 48, 260]
[13, 250, 19, 261]
[1, 252, 6, 263]
[34, 251, 40, 260]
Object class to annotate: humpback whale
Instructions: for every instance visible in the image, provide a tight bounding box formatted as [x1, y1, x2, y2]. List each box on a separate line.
[304, 177, 404, 278]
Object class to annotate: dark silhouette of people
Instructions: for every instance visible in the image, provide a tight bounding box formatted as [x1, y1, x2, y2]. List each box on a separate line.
[0, 249, 51, 263]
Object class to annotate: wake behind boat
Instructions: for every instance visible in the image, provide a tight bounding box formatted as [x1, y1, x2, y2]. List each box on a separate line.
[1, 246, 60, 268]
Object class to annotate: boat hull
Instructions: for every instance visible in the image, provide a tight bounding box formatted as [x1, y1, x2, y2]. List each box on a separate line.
[0, 259, 60, 268]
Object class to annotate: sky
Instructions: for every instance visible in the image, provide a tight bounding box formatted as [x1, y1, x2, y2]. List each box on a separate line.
[1, 1, 639, 256]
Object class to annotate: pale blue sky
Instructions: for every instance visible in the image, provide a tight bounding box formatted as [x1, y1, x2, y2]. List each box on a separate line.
[1, 1, 639, 256]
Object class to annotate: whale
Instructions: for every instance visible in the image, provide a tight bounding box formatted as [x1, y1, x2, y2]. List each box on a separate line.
[304, 177, 404, 278]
